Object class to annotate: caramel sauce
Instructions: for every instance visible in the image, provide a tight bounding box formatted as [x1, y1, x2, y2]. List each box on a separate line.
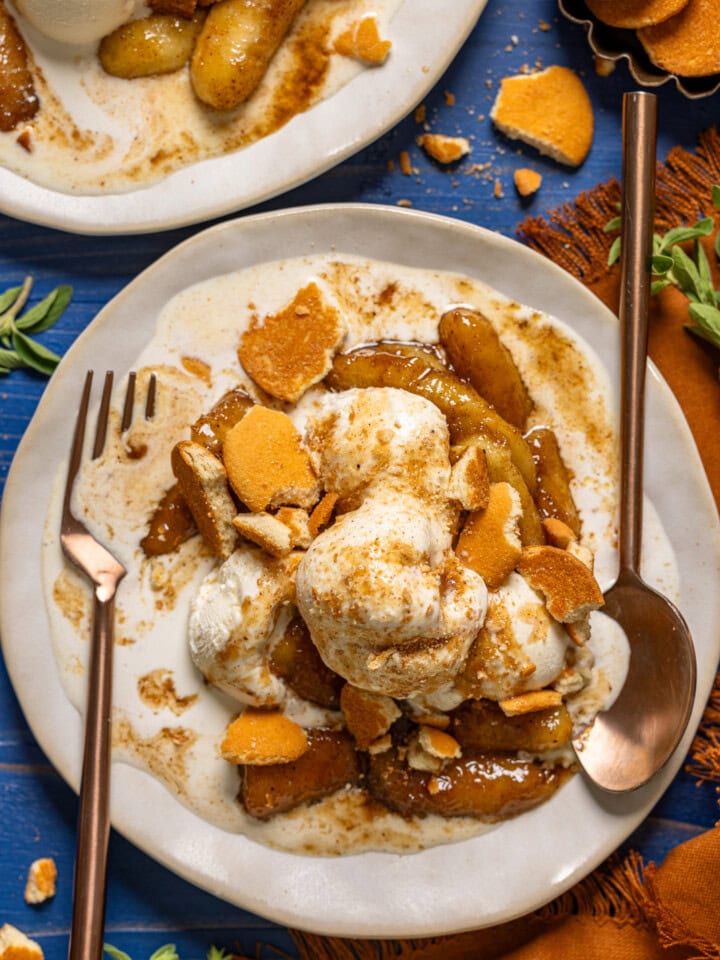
[137, 668, 198, 715]
[141, 482, 196, 557]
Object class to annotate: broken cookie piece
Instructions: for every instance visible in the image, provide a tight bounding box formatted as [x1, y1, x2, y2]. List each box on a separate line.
[517, 545, 604, 622]
[491, 66, 594, 166]
[24, 858, 57, 905]
[513, 168, 542, 197]
[417, 133, 471, 164]
[232, 512, 293, 557]
[223, 405, 321, 512]
[221, 708, 309, 764]
[456, 482, 523, 590]
[171, 440, 237, 558]
[498, 689, 563, 717]
[0, 925, 44, 960]
[238, 282, 346, 402]
[334, 14, 391, 64]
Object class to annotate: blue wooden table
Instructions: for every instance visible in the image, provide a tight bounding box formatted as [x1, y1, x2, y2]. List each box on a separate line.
[2, 2, 719, 958]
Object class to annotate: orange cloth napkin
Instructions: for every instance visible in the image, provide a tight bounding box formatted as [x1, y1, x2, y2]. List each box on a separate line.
[253, 131, 720, 960]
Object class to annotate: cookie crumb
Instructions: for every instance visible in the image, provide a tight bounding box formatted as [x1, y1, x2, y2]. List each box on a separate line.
[24, 858, 57, 905]
[513, 168, 542, 196]
[399, 150, 413, 175]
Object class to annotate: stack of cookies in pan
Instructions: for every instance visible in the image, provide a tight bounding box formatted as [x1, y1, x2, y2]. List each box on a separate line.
[586, 0, 720, 77]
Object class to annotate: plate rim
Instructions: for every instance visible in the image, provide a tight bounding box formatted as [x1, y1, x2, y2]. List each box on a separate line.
[0, 0, 488, 235]
[2, 201, 719, 937]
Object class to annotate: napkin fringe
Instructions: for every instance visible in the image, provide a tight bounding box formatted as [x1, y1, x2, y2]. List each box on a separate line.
[687, 672, 720, 807]
[534, 850, 649, 928]
[517, 127, 720, 287]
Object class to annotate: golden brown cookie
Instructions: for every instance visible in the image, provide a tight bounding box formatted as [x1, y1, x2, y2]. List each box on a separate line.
[586, 0, 689, 28]
[238, 282, 346, 403]
[221, 709, 309, 765]
[223, 405, 320, 512]
[491, 66, 594, 167]
[638, 0, 720, 76]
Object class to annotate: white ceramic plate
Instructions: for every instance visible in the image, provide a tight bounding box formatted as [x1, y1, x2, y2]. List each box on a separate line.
[0, 1, 486, 235]
[2, 204, 719, 938]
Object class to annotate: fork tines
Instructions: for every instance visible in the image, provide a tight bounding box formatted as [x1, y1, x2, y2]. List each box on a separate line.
[83, 370, 157, 461]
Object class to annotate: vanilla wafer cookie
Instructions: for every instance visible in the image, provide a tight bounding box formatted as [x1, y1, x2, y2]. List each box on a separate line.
[586, 0, 689, 28]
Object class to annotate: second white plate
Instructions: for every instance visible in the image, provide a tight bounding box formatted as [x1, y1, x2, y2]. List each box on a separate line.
[0, 0, 486, 234]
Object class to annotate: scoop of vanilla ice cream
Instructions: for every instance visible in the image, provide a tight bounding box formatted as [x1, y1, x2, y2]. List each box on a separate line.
[14, 0, 139, 44]
[296, 488, 487, 698]
[461, 572, 570, 700]
[304, 387, 452, 508]
[188, 546, 297, 706]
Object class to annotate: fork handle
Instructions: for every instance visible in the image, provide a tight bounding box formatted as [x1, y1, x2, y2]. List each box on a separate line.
[68, 593, 115, 960]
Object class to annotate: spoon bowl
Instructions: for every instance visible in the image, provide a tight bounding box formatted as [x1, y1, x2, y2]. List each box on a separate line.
[574, 570, 696, 792]
[572, 91, 697, 792]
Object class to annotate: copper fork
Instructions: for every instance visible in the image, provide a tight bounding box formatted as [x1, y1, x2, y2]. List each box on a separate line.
[61, 370, 155, 960]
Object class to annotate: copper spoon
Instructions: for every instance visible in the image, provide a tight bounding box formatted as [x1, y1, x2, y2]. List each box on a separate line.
[572, 92, 697, 792]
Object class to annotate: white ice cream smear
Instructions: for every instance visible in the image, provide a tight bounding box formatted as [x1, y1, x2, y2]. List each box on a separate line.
[14, 0, 141, 45]
[42, 253, 676, 856]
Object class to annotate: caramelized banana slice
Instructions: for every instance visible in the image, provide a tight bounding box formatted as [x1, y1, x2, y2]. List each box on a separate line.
[190, 386, 254, 457]
[0, 5, 39, 132]
[451, 699, 573, 753]
[439, 307, 533, 429]
[327, 348, 537, 492]
[141, 482, 196, 557]
[369, 340, 448, 371]
[526, 427, 581, 535]
[240, 729, 360, 819]
[99, 12, 205, 79]
[367, 747, 571, 820]
[270, 615, 344, 709]
[190, 0, 307, 110]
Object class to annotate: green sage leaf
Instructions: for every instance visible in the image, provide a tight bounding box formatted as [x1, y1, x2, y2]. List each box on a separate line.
[712, 184, 720, 210]
[651, 254, 673, 275]
[650, 279, 671, 296]
[687, 303, 720, 346]
[0, 348, 24, 369]
[694, 240, 716, 304]
[607, 235, 622, 267]
[671, 245, 705, 301]
[11, 329, 60, 375]
[207, 949, 229, 960]
[149, 946, 179, 960]
[15, 284, 73, 333]
[0, 285, 22, 316]
[603, 216, 621, 233]
[103, 946, 133, 960]
[663, 218, 714, 247]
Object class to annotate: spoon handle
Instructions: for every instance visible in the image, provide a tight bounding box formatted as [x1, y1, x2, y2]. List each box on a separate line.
[617, 92, 657, 574]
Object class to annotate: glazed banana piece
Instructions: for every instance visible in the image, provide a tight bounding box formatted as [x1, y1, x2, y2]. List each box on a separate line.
[368, 747, 571, 820]
[0, 3, 39, 132]
[439, 307, 534, 430]
[99, 12, 206, 79]
[190, 0, 307, 111]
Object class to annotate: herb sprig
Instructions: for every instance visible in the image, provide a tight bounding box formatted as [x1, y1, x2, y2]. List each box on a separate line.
[605, 186, 720, 350]
[104, 945, 232, 960]
[0, 275, 72, 376]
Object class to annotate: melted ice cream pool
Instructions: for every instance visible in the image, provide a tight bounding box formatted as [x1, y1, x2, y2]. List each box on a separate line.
[1, 0, 399, 194]
[42, 254, 680, 856]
